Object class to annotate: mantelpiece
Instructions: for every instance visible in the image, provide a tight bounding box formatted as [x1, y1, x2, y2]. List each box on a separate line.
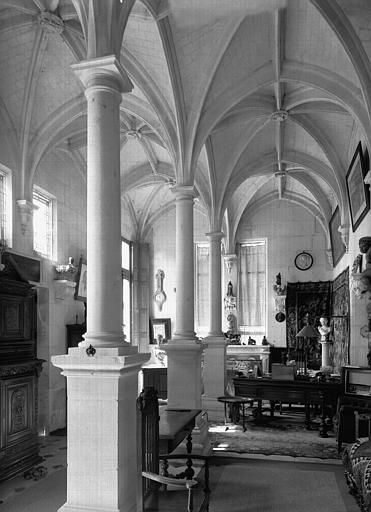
[226, 345, 271, 375]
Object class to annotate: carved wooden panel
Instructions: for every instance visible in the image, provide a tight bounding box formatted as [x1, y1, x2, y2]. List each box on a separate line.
[5, 378, 33, 441]
[1, 299, 22, 338]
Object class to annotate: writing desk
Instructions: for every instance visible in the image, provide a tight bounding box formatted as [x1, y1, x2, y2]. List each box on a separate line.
[159, 408, 201, 454]
[233, 376, 341, 437]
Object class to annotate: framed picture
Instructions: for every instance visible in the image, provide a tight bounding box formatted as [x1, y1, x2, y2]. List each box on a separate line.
[329, 206, 346, 267]
[74, 257, 87, 301]
[346, 141, 370, 232]
[150, 318, 171, 344]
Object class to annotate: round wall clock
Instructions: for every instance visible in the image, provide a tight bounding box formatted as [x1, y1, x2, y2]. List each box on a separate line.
[294, 252, 313, 271]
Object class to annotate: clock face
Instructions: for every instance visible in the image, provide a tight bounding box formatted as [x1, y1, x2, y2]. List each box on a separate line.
[295, 252, 313, 271]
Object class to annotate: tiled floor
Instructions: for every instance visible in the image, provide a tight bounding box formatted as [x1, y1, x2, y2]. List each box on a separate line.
[0, 426, 344, 509]
[0, 435, 67, 508]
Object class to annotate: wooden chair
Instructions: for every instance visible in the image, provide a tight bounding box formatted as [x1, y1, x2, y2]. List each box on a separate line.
[137, 387, 210, 512]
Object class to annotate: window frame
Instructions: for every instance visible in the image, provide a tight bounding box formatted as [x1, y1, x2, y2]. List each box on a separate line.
[121, 237, 133, 342]
[0, 166, 12, 246]
[32, 185, 57, 260]
[238, 238, 267, 338]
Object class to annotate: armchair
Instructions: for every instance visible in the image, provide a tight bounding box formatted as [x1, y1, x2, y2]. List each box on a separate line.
[137, 387, 210, 512]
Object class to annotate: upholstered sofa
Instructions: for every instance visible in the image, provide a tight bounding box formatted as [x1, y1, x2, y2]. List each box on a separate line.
[343, 438, 371, 512]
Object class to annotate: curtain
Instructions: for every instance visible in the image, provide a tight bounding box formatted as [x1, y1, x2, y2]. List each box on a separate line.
[238, 244, 266, 327]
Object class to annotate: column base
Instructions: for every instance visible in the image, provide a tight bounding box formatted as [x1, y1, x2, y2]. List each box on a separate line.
[202, 335, 228, 399]
[58, 505, 127, 512]
[164, 339, 203, 409]
[52, 348, 150, 512]
[202, 396, 225, 422]
[79, 331, 130, 348]
[190, 411, 213, 456]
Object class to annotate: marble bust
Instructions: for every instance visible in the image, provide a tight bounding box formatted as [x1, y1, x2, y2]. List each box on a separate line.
[318, 317, 331, 341]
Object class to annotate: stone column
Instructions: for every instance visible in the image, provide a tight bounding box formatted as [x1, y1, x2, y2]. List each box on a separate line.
[164, 186, 203, 410]
[320, 341, 332, 373]
[52, 56, 149, 512]
[202, 231, 228, 420]
[72, 56, 133, 348]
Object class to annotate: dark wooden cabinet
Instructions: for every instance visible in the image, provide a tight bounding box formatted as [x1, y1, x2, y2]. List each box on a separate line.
[142, 367, 167, 399]
[0, 255, 43, 482]
[66, 323, 85, 348]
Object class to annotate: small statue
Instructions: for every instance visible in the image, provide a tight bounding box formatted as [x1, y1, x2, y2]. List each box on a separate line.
[318, 317, 331, 341]
[224, 281, 236, 310]
[247, 336, 256, 345]
[226, 313, 237, 333]
[273, 272, 286, 296]
[359, 237, 371, 292]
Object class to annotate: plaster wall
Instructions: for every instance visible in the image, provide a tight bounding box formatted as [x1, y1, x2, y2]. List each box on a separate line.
[236, 200, 332, 347]
[145, 204, 209, 343]
[0, 148, 87, 433]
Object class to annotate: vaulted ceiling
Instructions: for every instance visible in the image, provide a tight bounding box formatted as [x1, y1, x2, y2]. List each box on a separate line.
[0, 0, 370, 253]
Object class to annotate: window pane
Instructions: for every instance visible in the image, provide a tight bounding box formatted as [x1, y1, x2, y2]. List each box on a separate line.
[238, 242, 266, 333]
[121, 240, 130, 270]
[122, 278, 131, 341]
[33, 190, 52, 258]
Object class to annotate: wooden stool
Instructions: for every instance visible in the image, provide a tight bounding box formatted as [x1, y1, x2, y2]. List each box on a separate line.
[217, 396, 251, 432]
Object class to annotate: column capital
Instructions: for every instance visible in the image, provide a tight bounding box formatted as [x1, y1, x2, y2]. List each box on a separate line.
[223, 253, 237, 274]
[72, 55, 133, 94]
[206, 231, 224, 241]
[170, 184, 198, 200]
[16, 199, 36, 236]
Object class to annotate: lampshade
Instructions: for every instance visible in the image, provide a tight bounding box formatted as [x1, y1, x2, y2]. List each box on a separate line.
[296, 324, 318, 338]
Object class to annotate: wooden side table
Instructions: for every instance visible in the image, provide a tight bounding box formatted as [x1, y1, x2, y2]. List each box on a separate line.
[217, 396, 251, 432]
[355, 410, 371, 440]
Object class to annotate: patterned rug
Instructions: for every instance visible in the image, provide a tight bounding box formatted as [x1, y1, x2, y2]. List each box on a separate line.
[209, 408, 340, 460]
[209, 458, 357, 512]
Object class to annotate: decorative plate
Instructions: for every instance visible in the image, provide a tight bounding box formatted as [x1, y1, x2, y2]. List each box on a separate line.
[275, 311, 286, 322]
[294, 252, 313, 271]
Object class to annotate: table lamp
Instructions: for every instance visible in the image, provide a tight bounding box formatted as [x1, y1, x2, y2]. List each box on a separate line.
[296, 324, 319, 374]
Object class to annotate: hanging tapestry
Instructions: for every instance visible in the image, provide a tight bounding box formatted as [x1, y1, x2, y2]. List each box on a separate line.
[286, 281, 332, 350]
[329, 267, 350, 374]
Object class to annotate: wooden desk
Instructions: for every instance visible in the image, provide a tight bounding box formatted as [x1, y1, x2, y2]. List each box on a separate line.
[159, 408, 201, 454]
[233, 376, 341, 437]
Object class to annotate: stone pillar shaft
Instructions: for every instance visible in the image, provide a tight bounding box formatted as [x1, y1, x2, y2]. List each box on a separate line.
[207, 231, 224, 337]
[173, 186, 196, 340]
[72, 56, 132, 347]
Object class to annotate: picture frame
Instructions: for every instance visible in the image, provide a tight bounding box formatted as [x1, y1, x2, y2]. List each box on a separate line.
[150, 318, 171, 344]
[346, 141, 370, 232]
[329, 206, 346, 267]
[74, 257, 87, 301]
